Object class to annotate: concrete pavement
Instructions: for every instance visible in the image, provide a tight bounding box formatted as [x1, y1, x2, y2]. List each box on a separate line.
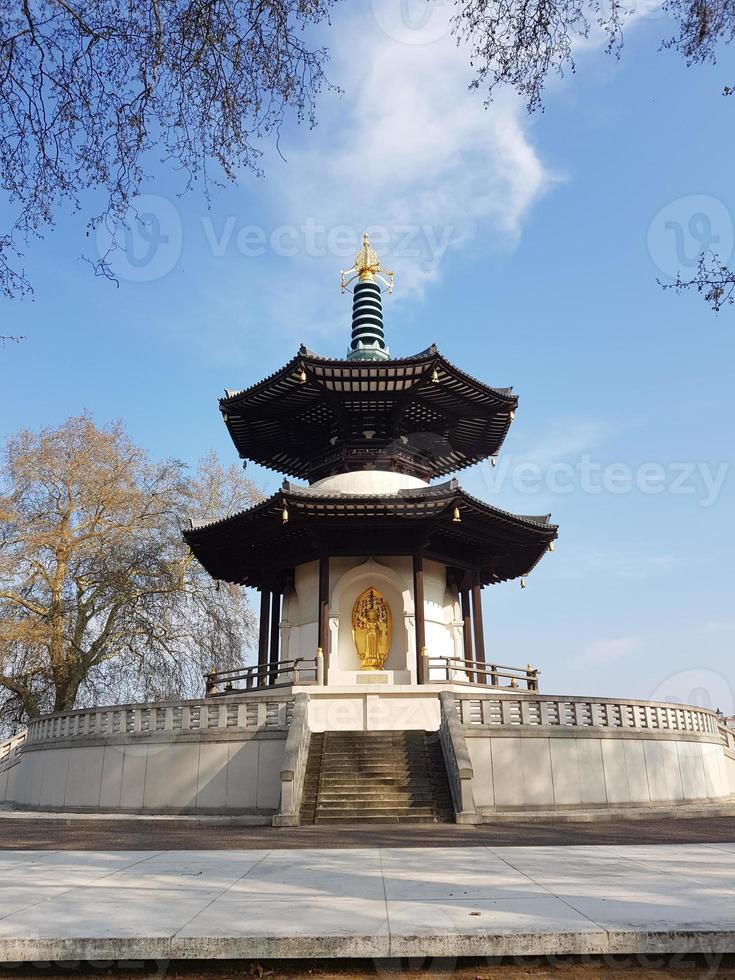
[1, 844, 735, 960]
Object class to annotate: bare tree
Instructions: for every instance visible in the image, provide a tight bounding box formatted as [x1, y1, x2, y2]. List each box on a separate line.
[0, 416, 260, 732]
[0, 0, 337, 298]
[452, 0, 734, 311]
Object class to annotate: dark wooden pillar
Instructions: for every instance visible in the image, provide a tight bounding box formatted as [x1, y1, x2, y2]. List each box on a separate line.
[318, 555, 330, 684]
[460, 588, 473, 681]
[471, 573, 486, 683]
[413, 554, 426, 684]
[258, 589, 270, 686]
[268, 590, 281, 686]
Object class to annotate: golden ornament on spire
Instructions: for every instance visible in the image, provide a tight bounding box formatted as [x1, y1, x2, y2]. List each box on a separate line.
[340, 232, 394, 293]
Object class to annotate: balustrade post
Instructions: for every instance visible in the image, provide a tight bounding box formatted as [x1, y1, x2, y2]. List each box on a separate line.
[539, 700, 553, 726]
[421, 646, 429, 684]
[500, 699, 514, 726]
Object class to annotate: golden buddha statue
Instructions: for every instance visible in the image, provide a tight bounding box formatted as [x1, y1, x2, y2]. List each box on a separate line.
[351, 587, 392, 670]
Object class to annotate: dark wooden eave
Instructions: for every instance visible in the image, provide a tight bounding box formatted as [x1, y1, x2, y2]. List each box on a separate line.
[219, 345, 518, 482]
[183, 480, 557, 590]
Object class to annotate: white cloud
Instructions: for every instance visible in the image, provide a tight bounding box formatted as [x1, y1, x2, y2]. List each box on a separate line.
[253, 1, 556, 339]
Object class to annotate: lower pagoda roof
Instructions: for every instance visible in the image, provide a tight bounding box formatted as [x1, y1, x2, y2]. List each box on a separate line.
[184, 480, 557, 590]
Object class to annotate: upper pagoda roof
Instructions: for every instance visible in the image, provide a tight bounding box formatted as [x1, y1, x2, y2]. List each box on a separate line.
[184, 479, 556, 590]
[220, 345, 518, 483]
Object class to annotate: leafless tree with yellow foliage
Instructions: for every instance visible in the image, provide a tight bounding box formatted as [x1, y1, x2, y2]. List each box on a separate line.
[0, 415, 259, 732]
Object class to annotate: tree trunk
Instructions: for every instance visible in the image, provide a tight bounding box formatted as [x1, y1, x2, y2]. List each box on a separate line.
[52, 675, 82, 714]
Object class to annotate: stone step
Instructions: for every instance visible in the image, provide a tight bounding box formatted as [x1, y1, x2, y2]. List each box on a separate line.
[316, 787, 438, 798]
[322, 752, 427, 766]
[317, 759, 430, 769]
[316, 799, 438, 808]
[299, 729, 455, 827]
[316, 769, 432, 777]
[316, 799, 434, 816]
[314, 810, 452, 824]
[317, 782, 440, 794]
[317, 780, 437, 788]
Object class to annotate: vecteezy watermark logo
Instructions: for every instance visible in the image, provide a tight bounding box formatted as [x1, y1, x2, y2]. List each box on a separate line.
[482, 454, 729, 508]
[647, 195, 734, 279]
[201, 219, 454, 272]
[95, 194, 183, 283]
[647, 668, 735, 717]
[371, 0, 453, 44]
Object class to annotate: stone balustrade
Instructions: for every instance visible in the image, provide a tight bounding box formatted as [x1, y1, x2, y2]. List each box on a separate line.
[25, 694, 295, 747]
[720, 723, 735, 756]
[438, 692, 478, 824]
[454, 694, 720, 736]
[0, 730, 26, 771]
[273, 693, 311, 827]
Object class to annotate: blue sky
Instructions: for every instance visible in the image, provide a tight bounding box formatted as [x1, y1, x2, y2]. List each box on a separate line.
[1, 1, 733, 709]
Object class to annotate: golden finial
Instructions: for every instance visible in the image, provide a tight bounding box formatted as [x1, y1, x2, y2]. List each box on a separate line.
[340, 232, 394, 294]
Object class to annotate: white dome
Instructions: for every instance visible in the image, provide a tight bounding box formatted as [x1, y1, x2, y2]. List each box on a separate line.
[309, 470, 429, 495]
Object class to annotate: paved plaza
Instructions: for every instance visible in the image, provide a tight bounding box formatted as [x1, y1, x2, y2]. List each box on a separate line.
[0, 844, 734, 961]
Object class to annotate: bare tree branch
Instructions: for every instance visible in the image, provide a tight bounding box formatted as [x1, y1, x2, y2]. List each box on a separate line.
[451, 0, 734, 312]
[661, 251, 735, 311]
[0, 0, 338, 297]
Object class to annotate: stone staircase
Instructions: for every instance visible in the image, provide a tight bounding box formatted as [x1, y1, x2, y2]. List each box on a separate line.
[299, 730, 455, 825]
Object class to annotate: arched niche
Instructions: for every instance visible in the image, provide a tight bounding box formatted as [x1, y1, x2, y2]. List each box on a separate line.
[329, 557, 415, 683]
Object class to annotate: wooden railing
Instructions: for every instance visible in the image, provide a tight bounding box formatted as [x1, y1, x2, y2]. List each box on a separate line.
[0, 729, 26, 771]
[454, 693, 721, 735]
[25, 694, 295, 746]
[205, 658, 319, 695]
[427, 656, 540, 691]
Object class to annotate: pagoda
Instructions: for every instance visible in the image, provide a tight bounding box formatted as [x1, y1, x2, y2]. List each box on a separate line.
[9, 239, 735, 828]
[186, 235, 557, 692]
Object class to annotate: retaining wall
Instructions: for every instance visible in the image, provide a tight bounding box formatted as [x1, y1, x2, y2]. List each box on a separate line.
[0, 693, 292, 816]
[452, 693, 735, 814]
